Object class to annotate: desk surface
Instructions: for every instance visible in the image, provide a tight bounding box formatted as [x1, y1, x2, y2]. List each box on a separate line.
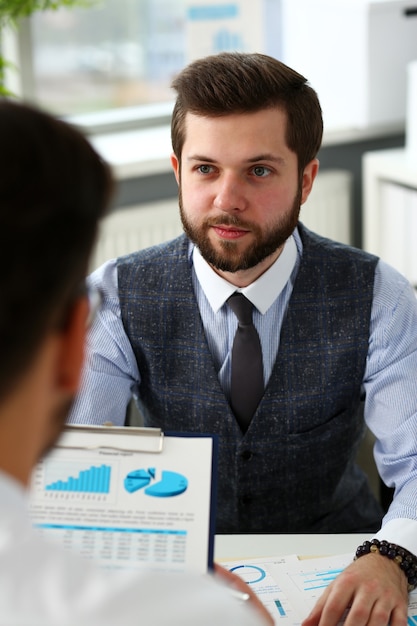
[214, 533, 373, 561]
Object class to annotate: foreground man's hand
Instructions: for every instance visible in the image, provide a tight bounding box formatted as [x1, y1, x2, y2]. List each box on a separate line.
[302, 552, 409, 626]
[214, 563, 274, 625]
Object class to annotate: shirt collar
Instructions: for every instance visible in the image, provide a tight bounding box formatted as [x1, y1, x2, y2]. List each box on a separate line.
[192, 232, 298, 314]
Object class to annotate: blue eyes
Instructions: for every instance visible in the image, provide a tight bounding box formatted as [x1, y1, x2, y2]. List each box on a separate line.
[197, 165, 271, 177]
[252, 166, 270, 177]
[198, 164, 213, 174]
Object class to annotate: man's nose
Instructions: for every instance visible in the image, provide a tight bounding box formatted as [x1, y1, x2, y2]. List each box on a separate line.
[213, 173, 247, 212]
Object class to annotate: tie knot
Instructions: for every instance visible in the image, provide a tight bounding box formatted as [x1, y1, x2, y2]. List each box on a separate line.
[227, 292, 254, 326]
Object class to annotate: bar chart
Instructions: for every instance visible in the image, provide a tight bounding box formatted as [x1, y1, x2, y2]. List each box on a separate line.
[45, 464, 111, 494]
[297, 567, 344, 592]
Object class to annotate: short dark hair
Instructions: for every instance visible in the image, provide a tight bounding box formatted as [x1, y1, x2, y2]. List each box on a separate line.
[0, 101, 113, 400]
[171, 52, 323, 176]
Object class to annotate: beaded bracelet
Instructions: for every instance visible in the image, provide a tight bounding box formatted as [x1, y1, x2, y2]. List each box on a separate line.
[354, 539, 417, 592]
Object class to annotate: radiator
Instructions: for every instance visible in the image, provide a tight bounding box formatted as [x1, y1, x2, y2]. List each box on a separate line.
[90, 169, 352, 271]
[91, 199, 183, 271]
[300, 169, 352, 246]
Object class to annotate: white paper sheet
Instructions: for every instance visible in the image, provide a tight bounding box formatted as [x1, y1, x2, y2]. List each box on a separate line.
[28, 426, 216, 575]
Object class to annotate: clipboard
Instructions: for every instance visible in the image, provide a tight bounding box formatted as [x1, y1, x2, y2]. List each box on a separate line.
[28, 424, 218, 575]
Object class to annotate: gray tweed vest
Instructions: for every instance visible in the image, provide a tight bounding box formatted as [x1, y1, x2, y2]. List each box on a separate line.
[117, 224, 383, 533]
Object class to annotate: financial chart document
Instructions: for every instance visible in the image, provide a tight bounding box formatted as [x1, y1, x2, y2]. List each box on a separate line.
[221, 555, 300, 624]
[28, 426, 216, 574]
[223, 553, 417, 625]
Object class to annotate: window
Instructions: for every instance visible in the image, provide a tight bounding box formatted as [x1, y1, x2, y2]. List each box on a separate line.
[29, 0, 186, 119]
[7, 0, 280, 134]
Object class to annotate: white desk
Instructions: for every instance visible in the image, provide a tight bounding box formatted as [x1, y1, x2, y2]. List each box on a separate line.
[214, 533, 373, 561]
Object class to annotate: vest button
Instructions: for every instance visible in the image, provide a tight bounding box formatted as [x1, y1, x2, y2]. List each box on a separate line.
[240, 450, 253, 461]
[240, 495, 252, 506]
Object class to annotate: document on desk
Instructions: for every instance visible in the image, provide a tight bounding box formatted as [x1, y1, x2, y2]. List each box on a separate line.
[223, 553, 417, 625]
[28, 425, 217, 575]
[221, 554, 301, 624]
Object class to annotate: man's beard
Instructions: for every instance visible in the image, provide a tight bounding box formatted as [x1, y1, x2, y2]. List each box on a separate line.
[179, 186, 302, 273]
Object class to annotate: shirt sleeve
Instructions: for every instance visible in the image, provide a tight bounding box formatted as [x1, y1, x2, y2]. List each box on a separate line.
[67, 259, 140, 427]
[76, 570, 268, 626]
[364, 259, 417, 555]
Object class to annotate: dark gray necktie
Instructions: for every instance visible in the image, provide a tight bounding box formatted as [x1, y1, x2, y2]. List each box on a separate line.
[227, 293, 264, 432]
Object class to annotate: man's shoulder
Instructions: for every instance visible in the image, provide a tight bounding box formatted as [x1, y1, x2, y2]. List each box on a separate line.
[298, 222, 379, 266]
[116, 234, 192, 295]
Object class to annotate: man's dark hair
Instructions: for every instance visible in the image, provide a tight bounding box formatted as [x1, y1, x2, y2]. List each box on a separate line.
[171, 51, 323, 177]
[0, 101, 113, 400]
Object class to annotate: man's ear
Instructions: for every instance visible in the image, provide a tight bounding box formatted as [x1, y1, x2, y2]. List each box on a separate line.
[56, 298, 88, 394]
[170, 153, 180, 184]
[300, 158, 319, 205]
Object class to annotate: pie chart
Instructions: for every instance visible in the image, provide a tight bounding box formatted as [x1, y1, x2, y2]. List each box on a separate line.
[124, 468, 155, 493]
[124, 468, 188, 497]
[229, 565, 266, 584]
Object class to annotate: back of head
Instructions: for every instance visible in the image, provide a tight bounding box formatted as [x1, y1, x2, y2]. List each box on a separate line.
[171, 51, 323, 174]
[0, 101, 113, 400]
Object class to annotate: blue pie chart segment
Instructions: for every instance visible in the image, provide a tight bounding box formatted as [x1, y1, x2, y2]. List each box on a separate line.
[124, 469, 152, 493]
[229, 565, 266, 584]
[144, 470, 188, 497]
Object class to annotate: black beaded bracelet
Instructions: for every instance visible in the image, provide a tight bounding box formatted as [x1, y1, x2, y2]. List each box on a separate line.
[354, 538, 417, 592]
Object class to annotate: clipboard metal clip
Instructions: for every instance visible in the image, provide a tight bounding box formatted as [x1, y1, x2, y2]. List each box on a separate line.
[56, 425, 165, 454]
